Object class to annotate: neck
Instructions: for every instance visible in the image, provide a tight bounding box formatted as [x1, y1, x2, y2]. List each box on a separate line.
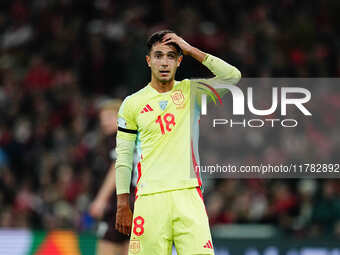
[150, 77, 174, 93]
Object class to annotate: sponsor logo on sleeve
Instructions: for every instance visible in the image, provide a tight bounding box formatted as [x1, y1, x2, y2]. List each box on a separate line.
[117, 117, 127, 128]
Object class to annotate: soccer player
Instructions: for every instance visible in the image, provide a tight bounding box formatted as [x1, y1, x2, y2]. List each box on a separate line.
[115, 30, 241, 254]
[89, 99, 132, 255]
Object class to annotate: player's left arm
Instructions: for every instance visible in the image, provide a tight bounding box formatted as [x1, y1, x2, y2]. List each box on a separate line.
[162, 33, 241, 101]
[162, 32, 241, 82]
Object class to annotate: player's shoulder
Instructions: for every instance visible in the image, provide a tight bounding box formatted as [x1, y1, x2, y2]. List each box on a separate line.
[128, 85, 151, 99]
[174, 79, 191, 94]
[172, 79, 190, 91]
[121, 86, 150, 110]
[131, 85, 150, 97]
[176, 78, 191, 87]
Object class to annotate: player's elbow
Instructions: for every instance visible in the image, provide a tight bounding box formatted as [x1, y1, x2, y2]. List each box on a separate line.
[115, 158, 133, 170]
[234, 68, 242, 84]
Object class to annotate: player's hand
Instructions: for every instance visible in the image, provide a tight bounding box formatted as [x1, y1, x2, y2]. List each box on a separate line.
[115, 204, 133, 236]
[161, 33, 193, 55]
[89, 198, 106, 219]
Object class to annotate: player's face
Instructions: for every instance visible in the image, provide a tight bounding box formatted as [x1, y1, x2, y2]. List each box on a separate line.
[146, 42, 182, 83]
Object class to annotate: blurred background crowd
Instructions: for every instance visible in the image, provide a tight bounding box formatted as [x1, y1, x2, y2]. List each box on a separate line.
[0, 0, 340, 239]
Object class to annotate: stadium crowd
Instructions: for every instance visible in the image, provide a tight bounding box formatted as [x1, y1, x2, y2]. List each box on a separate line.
[0, 0, 340, 238]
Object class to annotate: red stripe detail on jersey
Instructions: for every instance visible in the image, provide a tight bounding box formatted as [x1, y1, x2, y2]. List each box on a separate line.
[137, 162, 142, 184]
[143, 107, 149, 112]
[191, 140, 202, 186]
[196, 187, 204, 201]
[135, 161, 142, 200]
[146, 104, 153, 111]
[198, 81, 223, 105]
[196, 186, 208, 216]
[208, 240, 213, 248]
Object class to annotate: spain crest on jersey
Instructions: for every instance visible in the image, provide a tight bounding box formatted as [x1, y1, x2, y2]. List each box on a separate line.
[171, 90, 184, 105]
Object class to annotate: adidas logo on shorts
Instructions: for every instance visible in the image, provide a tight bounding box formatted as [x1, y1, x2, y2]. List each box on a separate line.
[203, 240, 213, 249]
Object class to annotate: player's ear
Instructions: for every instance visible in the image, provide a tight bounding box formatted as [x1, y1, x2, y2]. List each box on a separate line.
[146, 55, 151, 67]
[177, 55, 183, 67]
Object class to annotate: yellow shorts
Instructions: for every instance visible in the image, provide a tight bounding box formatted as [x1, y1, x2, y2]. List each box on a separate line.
[128, 187, 214, 255]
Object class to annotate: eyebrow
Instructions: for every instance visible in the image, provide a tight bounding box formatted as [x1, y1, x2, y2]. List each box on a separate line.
[153, 50, 177, 55]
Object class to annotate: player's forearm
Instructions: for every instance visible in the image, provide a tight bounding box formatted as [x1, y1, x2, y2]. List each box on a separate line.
[186, 47, 242, 85]
[96, 163, 116, 202]
[115, 137, 135, 194]
[202, 54, 241, 84]
[116, 165, 132, 194]
[187, 46, 207, 63]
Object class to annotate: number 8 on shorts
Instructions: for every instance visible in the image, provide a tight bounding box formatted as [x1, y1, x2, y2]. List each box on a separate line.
[133, 216, 145, 236]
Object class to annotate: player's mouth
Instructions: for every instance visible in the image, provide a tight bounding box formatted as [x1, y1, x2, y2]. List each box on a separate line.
[159, 70, 170, 76]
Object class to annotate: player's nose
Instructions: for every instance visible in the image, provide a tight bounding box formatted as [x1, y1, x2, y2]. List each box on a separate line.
[160, 57, 169, 66]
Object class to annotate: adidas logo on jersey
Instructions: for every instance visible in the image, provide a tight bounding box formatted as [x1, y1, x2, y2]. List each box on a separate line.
[203, 240, 213, 249]
[140, 104, 153, 113]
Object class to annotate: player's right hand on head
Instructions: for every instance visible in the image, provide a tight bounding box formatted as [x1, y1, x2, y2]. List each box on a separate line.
[115, 205, 133, 236]
[161, 33, 192, 55]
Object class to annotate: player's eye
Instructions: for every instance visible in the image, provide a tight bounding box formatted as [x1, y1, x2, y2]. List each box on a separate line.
[155, 54, 162, 59]
[168, 54, 176, 59]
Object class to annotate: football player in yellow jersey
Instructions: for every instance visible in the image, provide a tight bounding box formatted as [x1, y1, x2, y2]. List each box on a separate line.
[115, 30, 241, 255]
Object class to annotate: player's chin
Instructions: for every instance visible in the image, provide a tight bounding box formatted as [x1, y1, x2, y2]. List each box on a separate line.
[159, 77, 172, 82]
